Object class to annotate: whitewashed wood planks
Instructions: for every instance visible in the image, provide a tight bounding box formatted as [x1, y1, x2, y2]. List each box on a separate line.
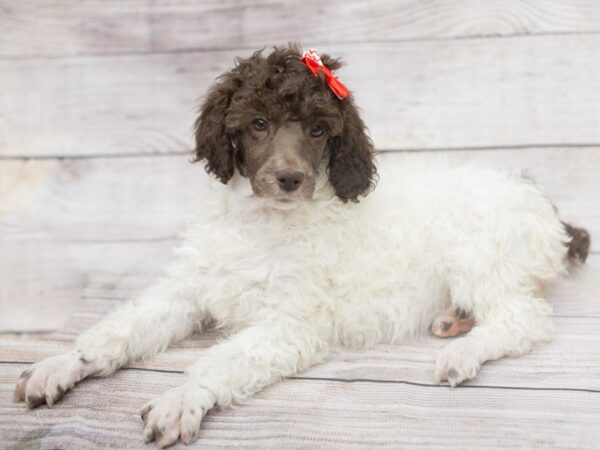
[2, 1, 600, 447]
[0, 238, 176, 332]
[2, 149, 597, 241]
[2, 35, 600, 157]
[0, 239, 82, 332]
[0, 157, 206, 241]
[2, 0, 600, 57]
[1, 309, 599, 449]
[1, 281, 600, 448]
[1, 362, 597, 449]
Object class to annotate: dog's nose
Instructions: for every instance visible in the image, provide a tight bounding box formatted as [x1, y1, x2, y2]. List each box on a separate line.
[276, 170, 304, 192]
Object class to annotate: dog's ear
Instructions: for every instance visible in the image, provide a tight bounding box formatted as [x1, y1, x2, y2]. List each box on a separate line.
[327, 98, 377, 202]
[193, 70, 242, 184]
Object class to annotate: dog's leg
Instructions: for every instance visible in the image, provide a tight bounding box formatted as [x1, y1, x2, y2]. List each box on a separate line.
[14, 277, 204, 409]
[141, 320, 327, 447]
[434, 295, 554, 386]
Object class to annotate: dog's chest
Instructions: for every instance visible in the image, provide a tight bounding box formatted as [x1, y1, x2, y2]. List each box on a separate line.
[194, 210, 362, 322]
[195, 204, 422, 329]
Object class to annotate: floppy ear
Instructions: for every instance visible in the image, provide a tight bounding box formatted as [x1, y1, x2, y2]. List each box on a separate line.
[327, 98, 377, 202]
[193, 71, 242, 184]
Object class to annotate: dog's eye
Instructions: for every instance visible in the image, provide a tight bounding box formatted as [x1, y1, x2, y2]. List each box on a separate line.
[310, 125, 324, 138]
[252, 118, 268, 131]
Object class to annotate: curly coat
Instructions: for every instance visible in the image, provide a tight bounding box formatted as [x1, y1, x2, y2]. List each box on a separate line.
[15, 46, 590, 449]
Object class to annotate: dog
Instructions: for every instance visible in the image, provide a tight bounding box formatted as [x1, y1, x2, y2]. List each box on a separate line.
[14, 46, 590, 448]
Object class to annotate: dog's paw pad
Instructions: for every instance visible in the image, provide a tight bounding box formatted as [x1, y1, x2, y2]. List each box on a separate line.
[430, 309, 475, 338]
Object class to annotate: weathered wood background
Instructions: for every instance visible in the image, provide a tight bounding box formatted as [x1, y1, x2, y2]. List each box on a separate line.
[1, 1, 599, 448]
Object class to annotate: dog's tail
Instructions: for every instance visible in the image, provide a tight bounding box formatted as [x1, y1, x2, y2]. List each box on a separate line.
[563, 222, 591, 264]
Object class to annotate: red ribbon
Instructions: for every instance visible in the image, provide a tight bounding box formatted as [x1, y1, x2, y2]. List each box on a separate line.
[301, 48, 349, 100]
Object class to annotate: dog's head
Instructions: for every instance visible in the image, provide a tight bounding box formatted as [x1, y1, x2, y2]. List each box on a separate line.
[193, 46, 376, 207]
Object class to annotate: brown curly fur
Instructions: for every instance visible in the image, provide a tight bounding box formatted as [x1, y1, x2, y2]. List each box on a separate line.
[193, 46, 377, 202]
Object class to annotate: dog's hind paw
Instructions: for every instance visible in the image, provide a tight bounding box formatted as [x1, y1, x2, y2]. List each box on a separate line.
[430, 308, 475, 338]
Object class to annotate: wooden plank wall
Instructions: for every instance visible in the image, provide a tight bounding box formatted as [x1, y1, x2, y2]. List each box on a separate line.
[1, 1, 599, 448]
[1, 1, 598, 331]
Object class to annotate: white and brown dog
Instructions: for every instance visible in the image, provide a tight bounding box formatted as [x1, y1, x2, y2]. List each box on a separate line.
[14, 47, 590, 448]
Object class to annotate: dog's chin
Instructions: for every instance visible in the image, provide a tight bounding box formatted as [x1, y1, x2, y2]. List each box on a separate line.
[262, 197, 303, 211]
[256, 190, 316, 210]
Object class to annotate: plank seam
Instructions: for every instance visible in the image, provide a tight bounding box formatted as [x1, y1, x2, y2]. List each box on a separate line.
[293, 376, 600, 394]
[64, 236, 180, 244]
[2, 360, 599, 393]
[2, 143, 599, 161]
[0, 151, 191, 161]
[2, 30, 600, 62]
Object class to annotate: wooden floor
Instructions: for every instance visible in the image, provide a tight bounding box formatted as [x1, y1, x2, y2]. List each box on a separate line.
[1, 1, 599, 448]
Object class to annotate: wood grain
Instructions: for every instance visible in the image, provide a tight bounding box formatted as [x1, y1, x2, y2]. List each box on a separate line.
[2, 1, 600, 58]
[0, 239, 82, 332]
[1, 356, 599, 449]
[2, 2, 599, 448]
[0, 157, 205, 241]
[0, 238, 177, 332]
[3, 35, 600, 157]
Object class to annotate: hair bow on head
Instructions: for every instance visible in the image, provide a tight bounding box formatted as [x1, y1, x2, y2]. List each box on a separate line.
[300, 48, 349, 100]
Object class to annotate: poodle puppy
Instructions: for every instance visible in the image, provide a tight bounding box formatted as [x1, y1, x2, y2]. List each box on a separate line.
[14, 46, 590, 448]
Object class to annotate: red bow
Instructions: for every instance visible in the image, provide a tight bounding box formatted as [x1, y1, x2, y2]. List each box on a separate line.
[300, 48, 349, 100]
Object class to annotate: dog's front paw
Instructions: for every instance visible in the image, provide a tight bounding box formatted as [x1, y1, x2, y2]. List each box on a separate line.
[14, 351, 90, 408]
[141, 382, 215, 448]
[434, 338, 482, 387]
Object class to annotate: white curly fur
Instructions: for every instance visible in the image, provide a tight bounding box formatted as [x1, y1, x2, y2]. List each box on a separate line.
[16, 157, 571, 447]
